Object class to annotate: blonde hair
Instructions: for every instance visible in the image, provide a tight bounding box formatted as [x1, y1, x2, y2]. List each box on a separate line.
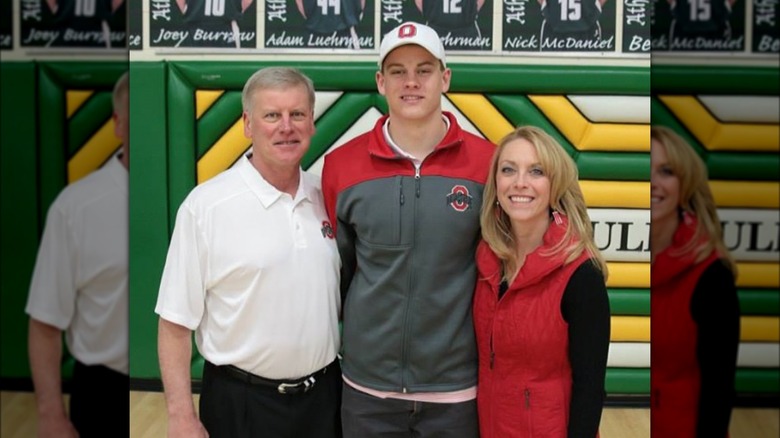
[480, 126, 608, 280]
[651, 126, 737, 273]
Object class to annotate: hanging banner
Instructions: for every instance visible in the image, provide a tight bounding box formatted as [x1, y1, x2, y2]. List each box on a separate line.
[264, 0, 375, 50]
[752, 0, 779, 53]
[20, 0, 127, 48]
[622, 0, 650, 52]
[651, 0, 746, 51]
[502, 0, 616, 52]
[1, 0, 11, 49]
[129, 0, 142, 49]
[379, 0, 493, 51]
[150, 0, 257, 48]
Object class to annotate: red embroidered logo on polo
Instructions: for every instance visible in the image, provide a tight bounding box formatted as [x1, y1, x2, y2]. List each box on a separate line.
[321, 221, 335, 239]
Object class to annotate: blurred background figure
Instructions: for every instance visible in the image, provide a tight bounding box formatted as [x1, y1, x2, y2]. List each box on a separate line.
[650, 125, 740, 438]
[25, 72, 129, 438]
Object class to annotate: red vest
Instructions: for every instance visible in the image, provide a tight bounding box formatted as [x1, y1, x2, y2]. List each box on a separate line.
[651, 217, 720, 438]
[473, 219, 590, 438]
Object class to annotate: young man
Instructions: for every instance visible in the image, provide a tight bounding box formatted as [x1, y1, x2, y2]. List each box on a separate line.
[322, 22, 495, 437]
[26, 71, 129, 438]
[156, 67, 342, 438]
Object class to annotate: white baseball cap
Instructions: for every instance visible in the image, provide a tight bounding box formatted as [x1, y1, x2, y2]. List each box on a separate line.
[378, 22, 447, 69]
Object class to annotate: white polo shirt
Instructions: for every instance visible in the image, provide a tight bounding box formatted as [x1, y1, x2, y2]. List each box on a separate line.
[155, 155, 341, 380]
[26, 156, 128, 375]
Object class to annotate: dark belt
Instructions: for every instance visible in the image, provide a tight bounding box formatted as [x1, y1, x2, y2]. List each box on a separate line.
[208, 360, 333, 395]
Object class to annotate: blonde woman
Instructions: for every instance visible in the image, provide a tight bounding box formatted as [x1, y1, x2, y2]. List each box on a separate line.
[473, 126, 610, 437]
[650, 125, 739, 438]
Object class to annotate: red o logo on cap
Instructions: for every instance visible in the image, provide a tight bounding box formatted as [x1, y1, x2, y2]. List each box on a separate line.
[398, 24, 417, 39]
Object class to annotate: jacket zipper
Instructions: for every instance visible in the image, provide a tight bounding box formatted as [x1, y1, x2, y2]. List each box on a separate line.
[489, 336, 495, 369]
[524, 388, 531, 409]
[402, 162, 420, 393]
[414, 165, 421, 198]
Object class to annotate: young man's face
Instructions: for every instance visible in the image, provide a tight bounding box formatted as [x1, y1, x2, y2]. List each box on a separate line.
[376, 45, 451, 122]
[242, 85, 315, 172]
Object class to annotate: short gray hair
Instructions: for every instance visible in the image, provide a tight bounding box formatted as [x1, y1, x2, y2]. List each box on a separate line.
[112, 71, 129, 115]
[241, 67, 315, 114]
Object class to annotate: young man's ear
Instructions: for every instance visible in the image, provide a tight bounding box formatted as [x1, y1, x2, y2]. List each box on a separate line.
[376, 71, 387, 96]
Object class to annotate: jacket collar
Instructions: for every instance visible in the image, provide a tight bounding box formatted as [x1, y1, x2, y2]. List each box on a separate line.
[367, 111, 464, 159]
[653, 214, 716, 285]
[478, 215, 576, 290]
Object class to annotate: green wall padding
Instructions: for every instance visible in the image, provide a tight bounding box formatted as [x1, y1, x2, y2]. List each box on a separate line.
[652, 66, 780, 95]
[606, 368, 650, 394]
[0, 62, 39, 379]
[129, 62, 171, 379]
[68, 92, 114, 157]
[608, 289, 650, 316]
[739, 290, 780, 316]
[736, 368, 780, 393]
[196, 91, 243, 158]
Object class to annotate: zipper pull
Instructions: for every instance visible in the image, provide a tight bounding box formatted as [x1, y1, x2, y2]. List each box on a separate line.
[524, 388, 530, 409]
[414, 166, 421, 198]
[399, 179, 405, 205]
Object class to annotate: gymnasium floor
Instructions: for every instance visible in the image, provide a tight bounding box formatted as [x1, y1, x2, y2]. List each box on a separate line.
[2, 390, 778, 437]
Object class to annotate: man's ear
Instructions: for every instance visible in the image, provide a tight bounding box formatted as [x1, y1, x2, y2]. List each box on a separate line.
[376, 71, 387, 96]
[242, 111, 252, 139]
[112, 112, 122, 138]
[441, 68, 452, 94]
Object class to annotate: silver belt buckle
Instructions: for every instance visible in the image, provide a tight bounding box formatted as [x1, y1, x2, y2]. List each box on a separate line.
[278, 376, 316, 394]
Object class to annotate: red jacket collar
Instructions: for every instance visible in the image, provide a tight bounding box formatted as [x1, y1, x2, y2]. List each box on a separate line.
[653, 214, 717, 285]
[477, 215, 579, 290]
[367, 112, 464, 159]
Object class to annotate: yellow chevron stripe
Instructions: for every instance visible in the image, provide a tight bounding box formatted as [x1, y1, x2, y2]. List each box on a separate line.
[614, 317, 780, 342]
[737, 263, 780, 288]
[741, 316, 780, 341]
[609, 316, 780, 342]
[197, 119, 250, 184]
[446, 93, 514, 144]
[528, 95, 649, 152]
[196, 90, 225, 120]
[659, 96, 779, 152]
[580, 181, 649, 208]
[581, 180, 779, 209]
[68, 120, 121, 183]
[607, 262, 650, 288]
[709, 181, 780, 208]
[611, 316, 650, 341]
[66, 90, 93, 119]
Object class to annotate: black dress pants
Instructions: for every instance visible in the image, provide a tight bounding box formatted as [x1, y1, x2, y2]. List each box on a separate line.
[69, 360, 129, 438]
[200, 360, 342, 438]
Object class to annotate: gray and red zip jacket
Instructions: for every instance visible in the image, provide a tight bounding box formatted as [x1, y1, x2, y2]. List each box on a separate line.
[322, 112, 495, 393]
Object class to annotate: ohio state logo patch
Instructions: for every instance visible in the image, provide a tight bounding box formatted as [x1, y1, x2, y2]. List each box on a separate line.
[398, 23, 418, 38]
[321, 221, 335, 239]
[446, 185, 472, 212]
